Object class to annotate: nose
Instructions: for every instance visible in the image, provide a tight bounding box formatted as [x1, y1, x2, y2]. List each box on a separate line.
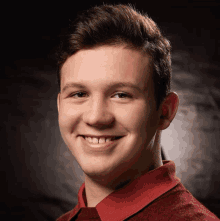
[83, 96, 115, 128]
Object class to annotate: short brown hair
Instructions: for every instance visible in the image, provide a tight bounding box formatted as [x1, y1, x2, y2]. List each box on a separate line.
[56, 3, 171, 110]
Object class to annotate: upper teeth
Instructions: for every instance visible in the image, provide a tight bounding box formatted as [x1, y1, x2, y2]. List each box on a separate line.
[84, 136, 115, 144]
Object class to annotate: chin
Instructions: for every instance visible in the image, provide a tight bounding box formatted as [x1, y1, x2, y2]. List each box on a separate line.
[82, 161, 120, 181]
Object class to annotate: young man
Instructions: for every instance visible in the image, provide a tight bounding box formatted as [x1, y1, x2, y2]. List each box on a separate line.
[56, 4, 219, 221]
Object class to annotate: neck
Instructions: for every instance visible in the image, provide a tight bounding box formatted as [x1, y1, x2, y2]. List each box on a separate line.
[84, 131, 163, 207]
[84, 177, 114, 207]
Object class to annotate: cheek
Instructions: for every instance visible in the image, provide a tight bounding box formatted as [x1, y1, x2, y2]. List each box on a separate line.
[124, 104, 158, 137]
[58, 103, 81, 132]
[114, 103, 149, 131]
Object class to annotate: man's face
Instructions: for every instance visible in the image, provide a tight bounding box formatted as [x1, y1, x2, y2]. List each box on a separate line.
[57, 46, 161, 184]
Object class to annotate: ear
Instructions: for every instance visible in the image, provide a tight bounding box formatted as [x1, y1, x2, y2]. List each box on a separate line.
[57, 93, 60, 113]
[157, 92, 179, 130]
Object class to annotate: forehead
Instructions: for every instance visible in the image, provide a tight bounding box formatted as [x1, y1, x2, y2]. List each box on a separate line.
[61, 46, 153, 90]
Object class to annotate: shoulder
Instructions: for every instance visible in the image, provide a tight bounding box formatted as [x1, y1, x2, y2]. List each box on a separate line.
[56, 205, 79, 221]
[128, 183, 219, 221]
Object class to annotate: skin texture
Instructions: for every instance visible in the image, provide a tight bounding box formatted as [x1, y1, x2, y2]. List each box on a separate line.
[57, 45, 179, 207]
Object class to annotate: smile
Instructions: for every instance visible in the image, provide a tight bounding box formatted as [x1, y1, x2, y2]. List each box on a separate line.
[81, 135, 123, 152]
[82, 136, 122, 144]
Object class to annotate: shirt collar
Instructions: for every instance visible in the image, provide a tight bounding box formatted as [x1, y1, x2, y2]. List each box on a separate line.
[74, 160, 180, 221]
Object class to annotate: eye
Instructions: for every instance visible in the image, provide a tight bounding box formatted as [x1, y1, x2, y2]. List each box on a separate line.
[113, 92, 132, 99]
[69, 91, 88, 98]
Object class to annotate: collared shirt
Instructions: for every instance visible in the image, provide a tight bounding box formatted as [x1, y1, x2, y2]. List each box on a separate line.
[57, 161, 219, 221]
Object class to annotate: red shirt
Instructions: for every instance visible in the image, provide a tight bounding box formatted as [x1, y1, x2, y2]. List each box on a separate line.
[57, 161, 219, 220]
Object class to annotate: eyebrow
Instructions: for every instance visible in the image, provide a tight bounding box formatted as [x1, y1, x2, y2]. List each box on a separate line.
[62, 82, 144, 93]
[62, 83, 86, 93]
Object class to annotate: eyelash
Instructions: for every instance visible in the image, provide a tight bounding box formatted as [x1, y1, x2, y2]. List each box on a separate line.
[69, 91, 88, 98]
[69, 92, 132, 99]
[112, 92, 132, 99]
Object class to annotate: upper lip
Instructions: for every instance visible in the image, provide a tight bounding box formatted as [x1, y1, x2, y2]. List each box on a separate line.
[81, 134, 124, 138]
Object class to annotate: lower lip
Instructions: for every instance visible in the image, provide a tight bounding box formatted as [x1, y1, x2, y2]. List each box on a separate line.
[80, 136, 121, 152]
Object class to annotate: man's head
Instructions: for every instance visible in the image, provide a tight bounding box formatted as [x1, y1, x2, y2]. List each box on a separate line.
[56, 4, 179, 187]
[56, 3, 172, 111]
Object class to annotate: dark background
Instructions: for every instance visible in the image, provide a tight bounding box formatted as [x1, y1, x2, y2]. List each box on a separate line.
[2, 0, 220, 220]
[3, 0, 220, 65]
